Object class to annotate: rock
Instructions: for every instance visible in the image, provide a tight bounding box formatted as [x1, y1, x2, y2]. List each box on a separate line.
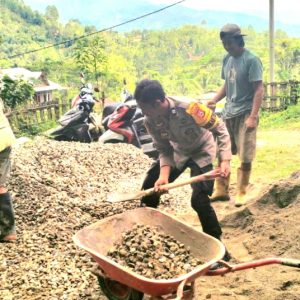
[106, 224, 204, 279]
[0, 138, 154, 300]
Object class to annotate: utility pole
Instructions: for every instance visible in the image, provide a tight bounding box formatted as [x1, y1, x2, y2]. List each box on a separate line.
[269, 0, 275, 95]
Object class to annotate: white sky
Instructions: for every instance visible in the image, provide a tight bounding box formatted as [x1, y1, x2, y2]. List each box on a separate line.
[149, 0, 300, 24]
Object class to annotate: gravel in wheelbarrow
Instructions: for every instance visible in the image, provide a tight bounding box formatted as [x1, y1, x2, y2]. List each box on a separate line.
[73, 207, 300, 300]
[73, 207, 225, 298]
[106, 224, 206, 280]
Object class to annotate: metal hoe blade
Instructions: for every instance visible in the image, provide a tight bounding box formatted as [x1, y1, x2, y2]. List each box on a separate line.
[107, 190, 149, 203]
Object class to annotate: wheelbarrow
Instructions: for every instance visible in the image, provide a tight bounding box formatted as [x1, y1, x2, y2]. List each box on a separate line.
[73, 207, 300, 300]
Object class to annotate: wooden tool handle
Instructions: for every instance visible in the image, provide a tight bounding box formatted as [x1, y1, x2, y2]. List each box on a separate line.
[142, 168, 221, 197]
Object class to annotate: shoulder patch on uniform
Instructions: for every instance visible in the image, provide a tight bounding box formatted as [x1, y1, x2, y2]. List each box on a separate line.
[186, 102, 220, 130]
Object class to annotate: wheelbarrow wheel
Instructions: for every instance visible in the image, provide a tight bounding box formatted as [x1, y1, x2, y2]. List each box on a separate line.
[97, 276, 144, 300]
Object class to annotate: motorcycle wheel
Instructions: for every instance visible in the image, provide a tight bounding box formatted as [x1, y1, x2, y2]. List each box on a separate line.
[52, 135, 69, 141]
[103, 139, 126, 144]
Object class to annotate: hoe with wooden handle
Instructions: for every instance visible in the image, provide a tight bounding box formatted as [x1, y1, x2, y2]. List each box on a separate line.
[107, 168, 221, 203]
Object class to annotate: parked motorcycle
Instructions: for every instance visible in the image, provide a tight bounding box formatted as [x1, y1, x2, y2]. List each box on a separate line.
[101, 80, 133, 122]
[50, 74, 102, 143]
[99, 80, 158, 159]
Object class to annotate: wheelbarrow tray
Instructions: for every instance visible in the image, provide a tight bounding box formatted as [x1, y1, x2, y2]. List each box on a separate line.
[73, 207, 225, 297]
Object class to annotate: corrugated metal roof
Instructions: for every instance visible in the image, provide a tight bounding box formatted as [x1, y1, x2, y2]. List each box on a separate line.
[35, 80, 64, 92]
[0, 67, 42, 80]
[0, 67, 65, 92]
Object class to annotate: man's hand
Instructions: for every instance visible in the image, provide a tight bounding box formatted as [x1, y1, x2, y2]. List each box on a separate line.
[205, 100, 217, 111]
[245, 115, 258, 130]
[204, 85, 226, 112]
[154, 176, 169, 193]
[154, 165, 171, 193]
[220, 160, 230, 177]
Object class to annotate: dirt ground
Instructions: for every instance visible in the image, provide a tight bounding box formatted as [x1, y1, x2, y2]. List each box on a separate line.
[1, 139, 300, 300]
[166, 172, 300, 300]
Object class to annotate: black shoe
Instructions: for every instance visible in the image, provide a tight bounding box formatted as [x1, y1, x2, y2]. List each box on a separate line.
[209, 250, 231, 270]
[223, 250, 231, 262]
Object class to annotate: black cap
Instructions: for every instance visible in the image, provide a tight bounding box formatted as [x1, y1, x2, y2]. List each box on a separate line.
[220, 23, 246, 39]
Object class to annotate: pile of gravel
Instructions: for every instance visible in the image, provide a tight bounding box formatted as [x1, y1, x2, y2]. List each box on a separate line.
[1, 138, 157, 300]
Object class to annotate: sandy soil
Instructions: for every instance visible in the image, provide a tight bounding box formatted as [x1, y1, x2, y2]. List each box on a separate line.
[165, 172, 300, 300]
[1, 139, 299, 300]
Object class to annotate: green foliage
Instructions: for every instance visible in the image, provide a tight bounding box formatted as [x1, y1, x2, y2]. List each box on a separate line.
[2, 0, 44, 25]
[0, 75, 35, 108]
[1, 2, 300, 102]
[15, 118, 57, 137]
[45, 5, 59, 23]
[275, 38, 300, 80]
[62, 19, 85, 46]
[72, 35, 108, 86]
[260, 102, 300, 129]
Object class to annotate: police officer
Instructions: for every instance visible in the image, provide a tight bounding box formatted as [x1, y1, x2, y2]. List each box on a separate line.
[0, 98, 16, 242]
[134, 79, 231, 252]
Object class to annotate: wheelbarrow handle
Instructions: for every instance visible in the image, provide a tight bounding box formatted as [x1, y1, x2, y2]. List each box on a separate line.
[175, 279, 193, 300]
[206, 257, 300, 276]
[281, 258, 300, 268]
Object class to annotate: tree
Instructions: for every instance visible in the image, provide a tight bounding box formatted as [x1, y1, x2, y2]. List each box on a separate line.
[45, 5, 60, 41]
[45, 5, 59, 23]
[276, 38, 300, 80]
[2, 0, 43, 25]
[72, 35, 108, 88]
[0, 75, 34, 109]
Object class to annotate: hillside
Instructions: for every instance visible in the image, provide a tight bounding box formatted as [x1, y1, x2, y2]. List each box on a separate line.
[23, 0, 300, 37]
[1, 0, 300, 101]
[0, 0, 47, 59]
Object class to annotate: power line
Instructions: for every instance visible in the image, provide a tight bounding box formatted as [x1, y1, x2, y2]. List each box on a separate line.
[8, 0, 186, 59]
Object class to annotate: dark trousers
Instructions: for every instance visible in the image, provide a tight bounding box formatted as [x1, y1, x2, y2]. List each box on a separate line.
[141, 159, 222, 239]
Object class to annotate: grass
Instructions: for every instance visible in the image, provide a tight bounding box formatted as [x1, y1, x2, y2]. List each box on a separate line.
[16, 119, 57, 138]
[259, 102, 300, 130]
[230, 103, 300, 185]
[236, 129, 300, 184]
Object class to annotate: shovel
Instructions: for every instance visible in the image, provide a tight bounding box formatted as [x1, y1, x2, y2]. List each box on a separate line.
[107, 168, 221, 203]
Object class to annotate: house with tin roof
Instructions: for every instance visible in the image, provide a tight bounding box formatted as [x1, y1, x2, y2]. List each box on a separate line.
[0, 67, 65, 103]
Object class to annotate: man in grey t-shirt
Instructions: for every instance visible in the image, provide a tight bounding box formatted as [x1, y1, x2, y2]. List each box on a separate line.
[208, 24, 264, 206]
